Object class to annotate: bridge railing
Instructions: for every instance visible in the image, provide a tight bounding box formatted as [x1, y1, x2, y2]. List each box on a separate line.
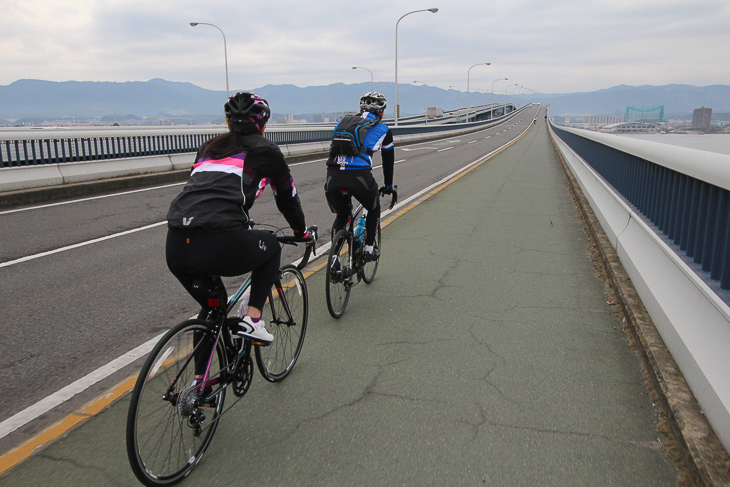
[549, 123, 730, 455]
[551, 125, 730, 294]
[0, 104, 515, 169]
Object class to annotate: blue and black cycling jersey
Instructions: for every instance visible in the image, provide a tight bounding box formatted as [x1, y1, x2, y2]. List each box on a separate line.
[326, 112, 395, 186]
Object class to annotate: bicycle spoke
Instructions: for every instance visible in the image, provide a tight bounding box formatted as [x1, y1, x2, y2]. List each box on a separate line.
[127, 320, 227, 486]
[256, 266, 308, 381]
[326, 229, 352, 318]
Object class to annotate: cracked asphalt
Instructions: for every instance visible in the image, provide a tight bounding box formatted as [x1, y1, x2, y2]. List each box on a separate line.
[0, 113, 680, 486]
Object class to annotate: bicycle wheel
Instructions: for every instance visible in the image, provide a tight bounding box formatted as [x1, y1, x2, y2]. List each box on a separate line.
[256, 265, 308, 382]
[326, 229, 352, 319]
[362, 220, 381, 284]
[127, 319, 227, 487]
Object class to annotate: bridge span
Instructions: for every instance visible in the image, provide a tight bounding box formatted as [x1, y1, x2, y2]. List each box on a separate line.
[1, 106, 728, 485]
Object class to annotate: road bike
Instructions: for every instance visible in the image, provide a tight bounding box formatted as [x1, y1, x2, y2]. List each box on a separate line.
[126, 226, 317, 487]
[326, 187, 397, 318]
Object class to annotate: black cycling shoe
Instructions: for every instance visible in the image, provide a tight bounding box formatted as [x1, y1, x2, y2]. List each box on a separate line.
[363, 247, 380, 262]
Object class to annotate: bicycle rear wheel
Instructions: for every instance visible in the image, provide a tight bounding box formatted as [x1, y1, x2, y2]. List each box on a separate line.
[126, 319, 227, 487]
[362, 220, 381, 284]
[326, 229, 353, 319]
[256, 265, 308, 382]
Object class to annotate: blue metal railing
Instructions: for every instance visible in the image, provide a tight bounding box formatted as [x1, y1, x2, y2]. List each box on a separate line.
[552, 126, 730, 293]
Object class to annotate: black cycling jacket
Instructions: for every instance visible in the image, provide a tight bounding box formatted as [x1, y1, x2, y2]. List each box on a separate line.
[167, 131, 307, 235]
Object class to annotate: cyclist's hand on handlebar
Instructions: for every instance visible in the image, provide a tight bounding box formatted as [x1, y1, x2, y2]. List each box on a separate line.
[294, 225, 318, 243]
[379, 185, 398, 209]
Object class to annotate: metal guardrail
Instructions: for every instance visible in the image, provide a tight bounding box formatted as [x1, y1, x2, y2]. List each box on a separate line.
[551, 125, 730, 295]
[0, 126, 335, 168]
[0, 104, 516, 168]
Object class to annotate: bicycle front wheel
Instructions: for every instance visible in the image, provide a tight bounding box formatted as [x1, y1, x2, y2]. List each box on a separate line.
[256, 265, 308, 382]
[326, 229, 352, 319]
[362, 220, 381, 284]
[126, 319, 227, 487]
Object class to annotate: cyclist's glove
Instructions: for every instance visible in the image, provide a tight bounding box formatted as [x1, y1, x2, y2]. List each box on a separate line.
[294, 226, 317, 242]
[379, 185, 398, 209]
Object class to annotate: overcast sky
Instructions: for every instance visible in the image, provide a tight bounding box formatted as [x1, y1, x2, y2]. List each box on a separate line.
[2, 0, 729, 95]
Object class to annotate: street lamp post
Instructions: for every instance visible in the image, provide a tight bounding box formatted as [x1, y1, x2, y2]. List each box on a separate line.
[190, 22, 229, 98]
[491, 78, 508, 119]
[449, 85, 462, 122]
[413, 81, 428, 123]
[505, 83, 518, 114]
[395, 8, 438, 126]
[352, 66, 374, 92]
[466, 62, 490, 122]
[515, 85, 524, 108]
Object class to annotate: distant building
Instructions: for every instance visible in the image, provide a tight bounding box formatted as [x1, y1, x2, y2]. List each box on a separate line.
[583, 115, 623, 125]
[692, 107, 712, 129]
[599, 122, 657, 133]
[582, 115, 624, 131]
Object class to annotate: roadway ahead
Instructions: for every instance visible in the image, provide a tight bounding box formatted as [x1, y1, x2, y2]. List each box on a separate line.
[1, 107, 538, 453]
[0, 105, 681, 485]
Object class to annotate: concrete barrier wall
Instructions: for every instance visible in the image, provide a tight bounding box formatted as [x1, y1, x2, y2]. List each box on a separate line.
[549, 124, 730, 454]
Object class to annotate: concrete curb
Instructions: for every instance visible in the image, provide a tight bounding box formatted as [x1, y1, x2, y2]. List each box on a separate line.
[550, 133, 730, 487]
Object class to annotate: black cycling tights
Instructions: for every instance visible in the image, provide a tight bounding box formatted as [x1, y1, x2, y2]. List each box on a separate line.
[325, 170, 380, 246]
[166, 227, 281, 312]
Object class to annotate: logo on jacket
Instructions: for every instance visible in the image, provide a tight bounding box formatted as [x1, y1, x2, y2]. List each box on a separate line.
[259, 240, 267, 251]
[183, 217, 194, 226]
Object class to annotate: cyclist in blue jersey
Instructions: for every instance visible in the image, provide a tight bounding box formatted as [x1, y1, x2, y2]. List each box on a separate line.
[324, 92, 396, 260]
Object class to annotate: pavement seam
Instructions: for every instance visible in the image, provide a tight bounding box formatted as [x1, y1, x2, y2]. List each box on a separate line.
[549, 127, 730, 487]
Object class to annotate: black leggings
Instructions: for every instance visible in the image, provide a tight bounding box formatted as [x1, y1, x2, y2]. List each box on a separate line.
[166, 227, 281, 311]
[324, 169, 380, 245]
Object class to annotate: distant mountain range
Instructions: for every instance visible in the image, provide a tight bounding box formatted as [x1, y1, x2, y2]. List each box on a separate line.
[1, 78, 728, 121]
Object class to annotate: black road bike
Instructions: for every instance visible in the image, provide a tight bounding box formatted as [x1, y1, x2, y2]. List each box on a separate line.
[326, 187, 397, 318]
[126, 226, 317, 487]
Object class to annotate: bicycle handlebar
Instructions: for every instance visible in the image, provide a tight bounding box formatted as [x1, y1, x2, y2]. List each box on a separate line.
[379, 184, 399, 210]
[277, 225, 318, 270]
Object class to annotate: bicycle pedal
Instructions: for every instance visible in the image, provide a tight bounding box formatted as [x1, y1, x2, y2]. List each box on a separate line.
[250, 340, 271, 347]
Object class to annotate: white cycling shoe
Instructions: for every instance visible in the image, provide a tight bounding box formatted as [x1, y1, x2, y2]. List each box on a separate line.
[234, 315, 273, 343]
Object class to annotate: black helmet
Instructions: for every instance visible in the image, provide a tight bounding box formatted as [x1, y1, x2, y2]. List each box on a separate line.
[224, 91, 271, 129]
[359, 92, 387, 114]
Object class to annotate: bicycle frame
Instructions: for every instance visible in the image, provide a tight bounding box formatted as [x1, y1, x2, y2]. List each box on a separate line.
[181, 272, 290, 404]
[127, 227, 315, 486]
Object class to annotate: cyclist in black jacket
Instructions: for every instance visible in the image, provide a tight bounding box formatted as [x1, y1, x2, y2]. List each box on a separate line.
[166, 91, 313, 344]
[324, 92, 395, 260]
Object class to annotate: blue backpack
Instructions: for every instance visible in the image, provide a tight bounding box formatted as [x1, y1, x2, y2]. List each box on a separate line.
[330, 115, 377, 158]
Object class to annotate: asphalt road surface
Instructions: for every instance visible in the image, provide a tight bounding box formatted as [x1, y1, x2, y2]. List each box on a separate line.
[0, 107, 539, 452]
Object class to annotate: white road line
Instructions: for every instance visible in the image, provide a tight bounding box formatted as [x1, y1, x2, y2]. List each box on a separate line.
[0, 183, 185, 215]
[0, 221, 167, 268]
[372, 159, 406, 170]
[0, 160, 327, 217]
[469, 140, 477, 144]
[0, 333, 162, 439]
[3, 155, 407, 268]
[437, 147, 454, 152]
